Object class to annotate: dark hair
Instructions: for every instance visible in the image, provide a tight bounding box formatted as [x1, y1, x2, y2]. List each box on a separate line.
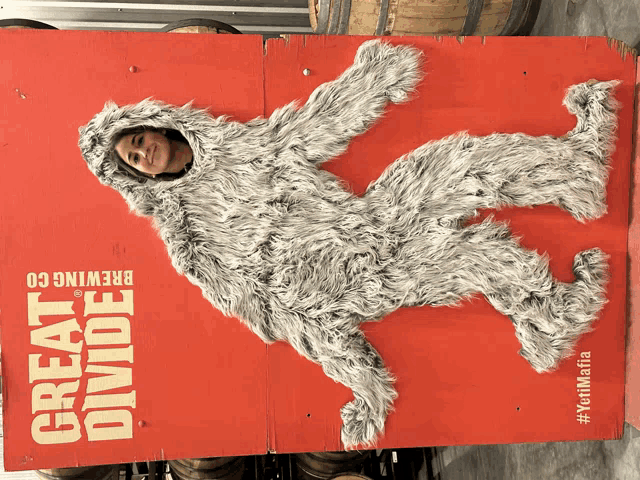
[111, 127, 191, 183]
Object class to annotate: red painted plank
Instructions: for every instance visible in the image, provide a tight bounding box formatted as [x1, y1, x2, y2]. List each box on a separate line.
[0, 30, 267, 471]
[264, 35, 634, 452]
[625, 63, 640, 430]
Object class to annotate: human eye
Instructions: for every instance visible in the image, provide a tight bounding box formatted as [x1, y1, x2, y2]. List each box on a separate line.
[138, 135, 144, 146]
[133, 154, 139, 165]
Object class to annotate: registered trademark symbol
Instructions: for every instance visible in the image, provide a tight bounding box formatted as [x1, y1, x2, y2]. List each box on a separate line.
[74, 290, 82, 298]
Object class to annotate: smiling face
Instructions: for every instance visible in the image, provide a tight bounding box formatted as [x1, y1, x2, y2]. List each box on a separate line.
[115, 129, 172, 175]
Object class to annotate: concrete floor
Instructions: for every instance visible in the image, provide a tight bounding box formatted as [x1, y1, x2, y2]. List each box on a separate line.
[434, 1, 640, 478]
[434, 424, 640, 479]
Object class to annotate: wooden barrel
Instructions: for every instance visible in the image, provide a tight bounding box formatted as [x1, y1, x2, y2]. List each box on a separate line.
[295, 451, 371, 479]
[160, 18, 241, 34]
[36, 465, 119, 480]
[309, 0, 541, 36]
[168, 457, 246, 480]
[329, 475, 373, 480]
[0, 18, 58, 29]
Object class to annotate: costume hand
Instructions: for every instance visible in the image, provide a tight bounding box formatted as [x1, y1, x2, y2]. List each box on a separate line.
[354, 39, 424, 104]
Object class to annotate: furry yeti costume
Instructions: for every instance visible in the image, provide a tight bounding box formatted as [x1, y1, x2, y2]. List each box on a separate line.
[78, 40, 619, 449]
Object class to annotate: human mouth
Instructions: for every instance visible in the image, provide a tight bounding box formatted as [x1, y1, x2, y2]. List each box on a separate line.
[150, 145, 156, 165]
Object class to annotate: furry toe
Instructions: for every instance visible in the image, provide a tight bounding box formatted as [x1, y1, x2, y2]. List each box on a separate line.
[573, 248, 609, 286]
[340, 399, 384, 450]
[515, 319, 564, 373]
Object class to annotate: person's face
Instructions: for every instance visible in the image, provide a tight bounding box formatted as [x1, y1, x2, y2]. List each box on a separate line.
[115, 129, 171, 175]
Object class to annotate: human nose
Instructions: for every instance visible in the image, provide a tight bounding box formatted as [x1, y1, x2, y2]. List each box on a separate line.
[132, 144, 145, 158]
[132, 144, 151, 161]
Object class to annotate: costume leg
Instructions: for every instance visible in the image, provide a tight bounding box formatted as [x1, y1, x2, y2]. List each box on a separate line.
[365, 80, 619, 225]
[396, 219, 608, 372]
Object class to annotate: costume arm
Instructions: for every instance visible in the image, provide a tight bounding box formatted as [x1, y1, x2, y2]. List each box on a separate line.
[285, 313, 397, 449]
[265, 40, 424, 166]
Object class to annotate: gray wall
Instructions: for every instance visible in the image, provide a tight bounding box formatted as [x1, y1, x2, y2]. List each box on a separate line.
[1, 0, 312, 36]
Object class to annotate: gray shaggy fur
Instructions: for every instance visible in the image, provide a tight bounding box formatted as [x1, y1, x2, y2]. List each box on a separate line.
[78, 40, 619, 449]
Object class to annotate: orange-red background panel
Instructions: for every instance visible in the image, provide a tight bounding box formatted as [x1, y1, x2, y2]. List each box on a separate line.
[264, 35, 634, 452]
[0, 31, 267, 471]
[0, 32, 634, 471]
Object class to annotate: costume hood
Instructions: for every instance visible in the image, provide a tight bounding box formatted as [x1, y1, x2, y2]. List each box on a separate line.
[78, 99, 240, 216]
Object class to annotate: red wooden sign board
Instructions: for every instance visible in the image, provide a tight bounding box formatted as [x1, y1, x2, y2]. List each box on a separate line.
[0, 32, 634, 471]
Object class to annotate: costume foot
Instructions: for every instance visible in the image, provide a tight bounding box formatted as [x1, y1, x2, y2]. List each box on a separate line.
[515, 248, 608, 373]
[563, 79, 620, 164]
